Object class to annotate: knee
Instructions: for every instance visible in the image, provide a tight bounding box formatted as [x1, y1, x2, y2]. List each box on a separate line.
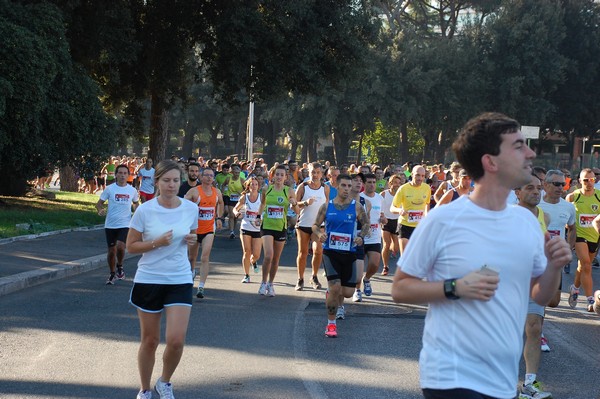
[525, 319, 542, 338]
[166, 336, 185, 352]
[140, 335, 160, 352]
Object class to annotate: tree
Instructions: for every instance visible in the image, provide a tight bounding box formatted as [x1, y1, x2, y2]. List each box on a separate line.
[0, 1, 115, 195]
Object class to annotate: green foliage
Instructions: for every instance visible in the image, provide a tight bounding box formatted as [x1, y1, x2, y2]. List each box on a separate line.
[0, 0, 116, 195]
[359, 120, 425, 165]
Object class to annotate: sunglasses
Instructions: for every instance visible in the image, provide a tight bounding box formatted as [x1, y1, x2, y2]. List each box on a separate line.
[582, 178, 594, 182]
[549, 182, 565, 187]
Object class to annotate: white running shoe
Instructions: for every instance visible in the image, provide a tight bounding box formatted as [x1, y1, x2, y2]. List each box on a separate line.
[137, 390, 152, 399]
[352, 290, 363, 302]
[258, 282, 267, 295]
[154, 378, 175, 399]
[267, 283, 276, 297]
[336, 306, 345, 320]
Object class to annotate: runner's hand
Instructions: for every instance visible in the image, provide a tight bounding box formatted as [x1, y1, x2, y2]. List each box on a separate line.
[455, 270, 500, 301]
[544, 233, 572, 271]
[184, 234, 197, 245]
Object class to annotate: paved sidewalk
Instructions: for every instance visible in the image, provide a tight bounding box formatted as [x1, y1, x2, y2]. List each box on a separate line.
[0, 229, 132, 297]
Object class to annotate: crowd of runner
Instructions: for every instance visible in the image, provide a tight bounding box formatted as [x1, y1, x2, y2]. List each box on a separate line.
[92, 139, 599, 399]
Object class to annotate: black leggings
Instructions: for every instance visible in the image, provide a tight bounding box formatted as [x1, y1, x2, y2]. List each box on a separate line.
[423, 388, 515, 399]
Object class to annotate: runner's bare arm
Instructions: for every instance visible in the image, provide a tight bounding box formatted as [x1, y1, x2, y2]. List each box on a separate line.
[312, 203, 327, 241]
[184, 187, 198, 203]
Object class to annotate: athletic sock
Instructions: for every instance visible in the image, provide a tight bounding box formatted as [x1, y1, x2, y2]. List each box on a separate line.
[198, 282, 205, 288]
[524, 373, 536, 386]
[328, 319, 336, 326]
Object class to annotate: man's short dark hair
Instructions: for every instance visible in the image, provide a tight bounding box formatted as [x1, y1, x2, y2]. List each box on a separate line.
[115, 164, 129, 175]
[452, 112, 520, 181]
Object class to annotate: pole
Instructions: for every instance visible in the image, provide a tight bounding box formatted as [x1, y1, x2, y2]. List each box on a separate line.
[247, 101, 254, 162]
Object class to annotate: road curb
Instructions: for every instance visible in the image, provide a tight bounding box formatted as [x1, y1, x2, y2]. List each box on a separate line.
[0, 225, 104, 246]
[0, 252, 135, 297]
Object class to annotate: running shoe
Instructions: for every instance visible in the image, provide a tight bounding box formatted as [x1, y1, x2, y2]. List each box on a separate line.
[241, 275, 250, 283]
[568, 284, 579, 309]
[295, 278, 304, 291]
[137, 390, 153, 399]
[267, 283, 276, 297]
[106, 273, 116, 285]
[540, 335, 550, 352]
[336, 306, 345, 320]
[229, 232, 236, 240]
[381, 266, 389, 276]
[252, 262, 259, 273]
[352, 290, 363, 302]
[563, 264, 570, 274]
[587, 297, 595, 312]
[116, 267, 125, 280]
[519, 381, 552, 399]
[258, 282, 268, 295]
[196, 287, 205, 299]
[154, 378, 175, 399]
[325, 323, 337, 338]
[311, 275, 322, 290]
[363, 279, 373, 296]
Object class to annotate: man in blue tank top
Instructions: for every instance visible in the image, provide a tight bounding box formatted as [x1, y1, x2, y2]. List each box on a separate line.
[312, 175, 370, 338]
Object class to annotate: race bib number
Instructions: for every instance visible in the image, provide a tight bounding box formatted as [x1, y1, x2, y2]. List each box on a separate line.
[198, 207, 215, 221]
[229, 194, 240, 202]
[267, 205, 284, 219]
[246, 210, 258, 221]
[370, 223, 379, 235]
[579, 214, 595, 228]
[548, 229, 561, 238]
[329, 232, 352, 251]
[408, 210, 424, 223]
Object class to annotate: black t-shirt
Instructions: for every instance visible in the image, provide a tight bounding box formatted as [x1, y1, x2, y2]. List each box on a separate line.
[177, 180, 199, 198]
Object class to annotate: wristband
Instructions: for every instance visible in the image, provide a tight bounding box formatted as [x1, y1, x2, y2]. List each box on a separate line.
[444, 278, 460, 300]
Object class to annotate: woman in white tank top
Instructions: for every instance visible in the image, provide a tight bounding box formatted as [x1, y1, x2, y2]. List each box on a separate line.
[381, 174, 404, 275]
[233, 177, 263, 283]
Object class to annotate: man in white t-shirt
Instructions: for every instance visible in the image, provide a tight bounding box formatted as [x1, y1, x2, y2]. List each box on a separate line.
[96, 164, 139, 284]
[391, 113, 571, 399]
[137, 158, 155, 203]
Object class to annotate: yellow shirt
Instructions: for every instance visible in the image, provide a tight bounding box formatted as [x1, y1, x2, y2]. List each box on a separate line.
[393, 182, 431, 227]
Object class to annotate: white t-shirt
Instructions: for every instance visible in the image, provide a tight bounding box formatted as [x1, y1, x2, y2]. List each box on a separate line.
[297, 183, 327, 227]
[100, 183, 139, 229]
[138, 167, 155, 194]
[538, 197, 576, 239]
[360, 192, 384, 244]
[130, 198, 198, 284]
[381, 189, 399, 220]
[398, 195, 546, 398]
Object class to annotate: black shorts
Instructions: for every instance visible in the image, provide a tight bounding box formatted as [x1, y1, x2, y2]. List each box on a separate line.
[130, 283, 193, 313]
[96, 177, 105, 185]
[197, 232, 215, 244]
[355, 244, 365, 260]
[423, 388, 504, 399]
[382, 218, 399, 235]
[296, 226, 314, 235]
[223, 195, 230, 206]
[241, 229, 261, 239]
[322, 250, 357, 288]
[105, 228, 129, 247]
[399, 224, 416, 239]
[364, 243, 382, 253]
[576, 237, 599, 254]
[260, 228, 287, 242]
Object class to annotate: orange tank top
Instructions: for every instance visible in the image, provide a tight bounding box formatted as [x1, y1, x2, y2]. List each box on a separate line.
[196, 186, 218, 234]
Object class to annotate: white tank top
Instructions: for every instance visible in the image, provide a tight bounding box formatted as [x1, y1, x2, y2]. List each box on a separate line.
[361, 192, 384, 244]
[297, 183, 326, 227]
[240, 193, 261, 232]
[381, 189, 399, 220]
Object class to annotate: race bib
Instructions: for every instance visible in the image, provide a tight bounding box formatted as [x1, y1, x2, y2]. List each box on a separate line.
[548, 229, 561, 238]
[198, 207, 215, 221]
[246, 210, 258, 221]
[408, 210, 424, 223]
[329, 232, 352, 251]
[370, 223, 379, 235]
[230, 194, 240, 202]
[579, 214, 595, 228]
[267, 205, 284, 219]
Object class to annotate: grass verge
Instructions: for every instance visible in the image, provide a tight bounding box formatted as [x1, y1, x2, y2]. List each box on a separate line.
[0, 191, 103, 239]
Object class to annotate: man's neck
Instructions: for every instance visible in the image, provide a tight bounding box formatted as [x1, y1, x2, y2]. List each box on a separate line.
[188, 178, 198, 186]
[363, 191, 375, 197]
[468, 179, 509, 211]
[116, 181, 127, 187]
[519, 203, 538, 216]
[543, 194, 559, 204]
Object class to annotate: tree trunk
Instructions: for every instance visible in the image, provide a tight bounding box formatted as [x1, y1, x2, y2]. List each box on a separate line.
[356, 130, 364, 164]
[234, 119, 245, 156]
[148, 92, 168, 163]
[290, 137, 299, 161]
[59, 165, 79, 192]
[399, 120, 409, 164]
[331, 127, 350, 165]
[265, 121, 277, 166]
[181, 124, 194, 158]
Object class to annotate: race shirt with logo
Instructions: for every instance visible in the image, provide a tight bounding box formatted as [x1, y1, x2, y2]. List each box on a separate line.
[195, 186, 218, 234]
[323, 199, 357, 253]
[392, 182, 431, 227]
[228, 176, 244, 203]
[360, 192, 384, 244]
[262, 186, 289, 231]
[572, 189, 600, 243]
[375, 179, 387, 194]
[99, 183, 139, 228]
[538, 197, 575, 239]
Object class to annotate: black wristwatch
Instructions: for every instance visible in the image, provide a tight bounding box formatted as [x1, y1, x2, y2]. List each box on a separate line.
[444, 279, 460, 300]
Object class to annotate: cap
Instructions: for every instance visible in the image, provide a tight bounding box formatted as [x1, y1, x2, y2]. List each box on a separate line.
[450, 162, 461, 171]
[459, 169, 469, 177]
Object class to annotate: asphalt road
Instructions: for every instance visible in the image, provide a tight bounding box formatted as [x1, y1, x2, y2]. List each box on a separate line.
[1, 234, 599, 399]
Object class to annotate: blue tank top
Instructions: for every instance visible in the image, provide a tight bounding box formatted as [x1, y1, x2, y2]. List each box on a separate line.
[323, 199, 357, 252]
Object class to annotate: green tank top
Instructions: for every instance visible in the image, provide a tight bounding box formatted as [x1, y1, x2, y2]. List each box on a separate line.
[228, 176, 244, 197]
[262, 185, 289, 231]
[106, 164, 116, 181]
[573, 189, 600, 243]
[376, 179, 387, 193]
